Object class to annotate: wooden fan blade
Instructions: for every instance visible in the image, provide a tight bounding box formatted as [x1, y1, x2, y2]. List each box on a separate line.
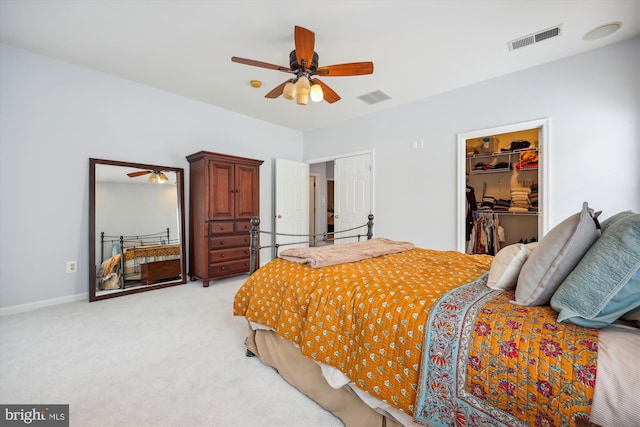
[312, 79, 341, 104]
[294, 26, 315, 68]
[316, 62, 374, 77]
[127, 170, 152, 178]
[265, 80, 292, 99]
[231, 56, 290, 72]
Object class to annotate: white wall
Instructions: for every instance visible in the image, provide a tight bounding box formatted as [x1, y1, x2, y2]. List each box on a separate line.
[2, 37, 638, 310]
[0, 44, 303, 309]
[304, 37, 640, 251]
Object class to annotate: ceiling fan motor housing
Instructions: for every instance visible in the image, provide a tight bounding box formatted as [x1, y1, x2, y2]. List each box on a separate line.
[289, 50, 319, 72]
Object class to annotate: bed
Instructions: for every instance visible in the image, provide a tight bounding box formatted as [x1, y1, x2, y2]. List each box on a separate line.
[233, 206, 640, 427]
[98, 228, 181, 290]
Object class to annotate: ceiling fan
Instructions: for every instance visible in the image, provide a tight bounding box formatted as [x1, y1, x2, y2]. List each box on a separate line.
[231, 26, 374, 105]
[127, 170, 169, 183]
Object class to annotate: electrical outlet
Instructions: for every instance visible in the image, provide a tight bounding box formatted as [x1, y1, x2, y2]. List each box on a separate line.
[66, 261, 78, 273]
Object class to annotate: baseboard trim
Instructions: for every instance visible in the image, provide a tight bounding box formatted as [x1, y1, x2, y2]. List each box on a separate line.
[0, 293, 88, 316]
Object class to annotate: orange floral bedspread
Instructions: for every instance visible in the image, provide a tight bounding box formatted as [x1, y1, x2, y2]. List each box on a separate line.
[233, 248, 492, 416]
[122, 244, 180, 261]
[415, 277, 598, 426]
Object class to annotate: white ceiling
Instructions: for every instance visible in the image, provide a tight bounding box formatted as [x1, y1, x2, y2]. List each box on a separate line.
[1, 0, 638, 132]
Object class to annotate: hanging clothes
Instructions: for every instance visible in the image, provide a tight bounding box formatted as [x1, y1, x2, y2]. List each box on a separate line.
[466, 212, 501, 255]
[466, 184, 477, 242]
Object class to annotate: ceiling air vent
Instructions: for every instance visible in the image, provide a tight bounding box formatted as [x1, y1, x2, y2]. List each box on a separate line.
[358, 90, 391, 105]
[508, 24, 563, 51]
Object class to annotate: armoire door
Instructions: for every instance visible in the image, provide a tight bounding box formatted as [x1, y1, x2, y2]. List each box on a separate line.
[235, 163, 260, 219]
[208, 160, 235, 220]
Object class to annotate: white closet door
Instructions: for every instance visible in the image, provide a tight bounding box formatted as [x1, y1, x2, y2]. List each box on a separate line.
[334, 154, 372, 244]
[275, 158, 309, 252]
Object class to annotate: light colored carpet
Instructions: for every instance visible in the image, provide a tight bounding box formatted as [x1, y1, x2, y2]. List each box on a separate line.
[0, 277, 342, 427]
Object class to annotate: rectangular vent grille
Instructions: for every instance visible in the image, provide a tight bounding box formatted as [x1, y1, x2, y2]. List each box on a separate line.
[508, 24, 562, 51]
[358, 90, 391, 105]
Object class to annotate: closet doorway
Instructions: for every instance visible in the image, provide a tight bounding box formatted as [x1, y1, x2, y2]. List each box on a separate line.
[456, 118, 549, 253]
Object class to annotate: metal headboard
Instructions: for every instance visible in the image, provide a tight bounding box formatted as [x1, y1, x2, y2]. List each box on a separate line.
[248, 214, 374, 274]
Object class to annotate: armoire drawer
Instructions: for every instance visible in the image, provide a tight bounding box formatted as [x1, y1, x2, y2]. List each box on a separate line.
[209, 247, 250, 263]
[209, 221, 235, 235]
[209, 258, 250, 277]
[235, 221, 252, 233]
[209, 234, 251, 249]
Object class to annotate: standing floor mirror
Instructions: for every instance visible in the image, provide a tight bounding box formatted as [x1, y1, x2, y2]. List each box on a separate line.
[89, 158, 187, 301]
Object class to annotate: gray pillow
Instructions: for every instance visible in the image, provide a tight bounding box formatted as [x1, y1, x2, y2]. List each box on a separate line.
[514, 202, 600, 306]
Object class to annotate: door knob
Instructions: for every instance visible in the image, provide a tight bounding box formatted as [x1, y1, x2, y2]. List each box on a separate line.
[276, 214, 282, 219]
[334, 214, 339, 219]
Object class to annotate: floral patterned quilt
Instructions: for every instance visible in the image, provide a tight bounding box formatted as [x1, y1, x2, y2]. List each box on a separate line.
[415, 274, 598, 427]
[234, 248, 493, 416]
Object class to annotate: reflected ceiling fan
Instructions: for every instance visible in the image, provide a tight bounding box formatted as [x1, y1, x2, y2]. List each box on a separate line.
[231, 26, 374, 105]
[127, 170, 169, 183]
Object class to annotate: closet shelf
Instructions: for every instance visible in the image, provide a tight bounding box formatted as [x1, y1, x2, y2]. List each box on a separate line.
[470, 168, 512, 175]
[477, 210, 540, 216]
[466, 148, 537, 160]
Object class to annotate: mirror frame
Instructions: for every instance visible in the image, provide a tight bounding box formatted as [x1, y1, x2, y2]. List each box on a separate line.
[89, 158, 187, 302]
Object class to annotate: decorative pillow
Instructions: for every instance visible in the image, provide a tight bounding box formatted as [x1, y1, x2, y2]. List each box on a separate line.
[514, 202, 601, 306]
[486, 242, 538, 290]
[550, 213, 640, 327]
[553, 269, 640, 328]
[600, 210, 633, 232]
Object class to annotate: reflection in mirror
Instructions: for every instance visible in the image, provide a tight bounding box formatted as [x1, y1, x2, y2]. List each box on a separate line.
[89, 158, 186, 301]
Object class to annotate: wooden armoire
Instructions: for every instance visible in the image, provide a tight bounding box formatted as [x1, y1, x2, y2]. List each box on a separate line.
[186, 151, 263, 287]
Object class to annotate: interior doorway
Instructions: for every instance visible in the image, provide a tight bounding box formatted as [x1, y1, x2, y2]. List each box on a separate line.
[456, 118, 549, 252]
[307, 150, 374, 245]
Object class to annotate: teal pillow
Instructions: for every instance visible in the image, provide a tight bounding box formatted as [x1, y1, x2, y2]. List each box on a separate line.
[557, 268, 640, 328]
[600, 210, 633, 232]
[551, 213, 640, 327]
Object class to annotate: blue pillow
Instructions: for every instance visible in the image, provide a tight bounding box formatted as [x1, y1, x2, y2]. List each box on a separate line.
[558, 268, 640, 328]
[550, 213, 640, 327]
[600, 210, 633, 232]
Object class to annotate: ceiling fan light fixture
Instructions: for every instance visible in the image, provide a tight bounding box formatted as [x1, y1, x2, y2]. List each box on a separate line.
[283, 81, 296, 100]
[232, 26, 374, 106]
[296, 76, 310, 105]
[158, 172, 168, 183]
[310, 83, 323, 102]
[149, 173, 158, 183]
[296, 76, 310, 91]
[297, 91, 309, 105]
